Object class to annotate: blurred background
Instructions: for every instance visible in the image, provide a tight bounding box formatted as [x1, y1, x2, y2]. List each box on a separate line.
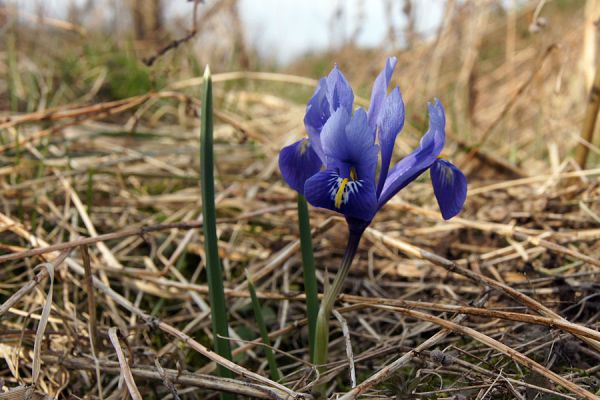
[1, 0, 596, 173]
[13, 0, 444, 66]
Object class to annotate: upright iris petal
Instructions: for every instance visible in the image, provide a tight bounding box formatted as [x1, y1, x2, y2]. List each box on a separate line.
[367, 56, 398, 128]
[325, 66, 354, 114]
[304, 78, 329, 162]
[376, 87, 405, 196]
[303, 66, 354, 164]
[321, 108, 378, 183]
[304, 78, 329, 135]
[279, 58, 467, 228]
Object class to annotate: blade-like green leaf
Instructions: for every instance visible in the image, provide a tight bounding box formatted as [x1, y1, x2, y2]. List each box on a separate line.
[200, 65, 235, 398]
[297, 194, 319, 361]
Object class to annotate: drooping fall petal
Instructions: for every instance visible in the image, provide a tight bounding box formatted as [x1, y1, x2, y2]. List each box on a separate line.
[430, 159, 467, 220]
[378, 99, 446, 208]
[304, 169, 378, 222]
[279, 138, 323, 194]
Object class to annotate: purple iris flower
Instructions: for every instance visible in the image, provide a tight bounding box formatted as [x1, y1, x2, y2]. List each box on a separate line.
[279, 57, 467, 234]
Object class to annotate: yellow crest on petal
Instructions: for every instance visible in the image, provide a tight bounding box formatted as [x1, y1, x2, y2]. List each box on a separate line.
[335, 178, 349, 208]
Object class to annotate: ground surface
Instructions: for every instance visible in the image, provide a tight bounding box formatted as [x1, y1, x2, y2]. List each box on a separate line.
[1, 1, 600, 399]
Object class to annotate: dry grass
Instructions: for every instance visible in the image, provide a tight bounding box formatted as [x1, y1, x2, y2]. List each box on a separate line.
[1, 0, 600, 399]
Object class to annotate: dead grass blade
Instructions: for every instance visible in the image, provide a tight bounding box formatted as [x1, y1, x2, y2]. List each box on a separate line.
[365, 226, 600, 353]
[107, 327, 143, 400]
[343, 306, 599, 400]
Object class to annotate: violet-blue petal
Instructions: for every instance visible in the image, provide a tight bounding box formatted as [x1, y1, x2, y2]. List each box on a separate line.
[343, 108, 378, 162]
[431, 159, 467, 220]
[303, 77, 329, 161]
[320, 107, 352, 161]
[325, 66, 354, 113]
[377, 99, 446, 208]
[321, 107, 379, 183]
[278, 138, 322, 194]
[304, 78, 329, 134]
[304, 170, 378, 222]
[367, 56, 397, 128]
[418, 99, 446, 155]
[376, 87, 404, 196]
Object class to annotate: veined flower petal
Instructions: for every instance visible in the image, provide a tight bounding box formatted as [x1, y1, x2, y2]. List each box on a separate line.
[376, 87, 404, 196]
[378, 99, 446, 208]
[304, 78, 328, 133]
[344, 108, 378, 162]
[304, 170, 377, 222]
[419, 98, 446, 155]
[321, 107, 379, 184]
[303, 65, 355, 163]
[278, 138, 322, 194]
[304, 78, 329, 162]
[431, 159, 467, 220]
[367, 56, 397, 128]
[325, 65, 354, 114]
[320, 107, 352, 160]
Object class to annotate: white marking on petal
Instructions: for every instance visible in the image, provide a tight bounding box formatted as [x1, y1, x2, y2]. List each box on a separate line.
[327, 172, 363, 207]
[440, 164, 454, 186]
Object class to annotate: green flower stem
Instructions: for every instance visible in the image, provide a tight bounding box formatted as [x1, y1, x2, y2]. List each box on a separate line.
[200, 65, 234, 399]
[297, 194, 319, 360]
[313, 229, 362, 395]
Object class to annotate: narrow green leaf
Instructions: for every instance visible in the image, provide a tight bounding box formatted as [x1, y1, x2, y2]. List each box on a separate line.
[246, 271, 281, 382]
[200, 65, 235, 396]
[297, 194, 319, 361]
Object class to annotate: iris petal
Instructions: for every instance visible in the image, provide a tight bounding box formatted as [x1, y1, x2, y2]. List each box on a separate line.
[304, 170, 378, 222]
[304, 78, 329, 134]
[344, 108, 377, 162]
[320, 107, 352, 161]
[376, 87, 405, 196]
[378, 99, 446, 208]
[367, 56, 397, 128]
[278, 138, 322, 194]
[321, 107, 379, 184]
[419, 98, 446, 154]
[303, 78, 329, 161]
[326, 66, 354, 114]
[431, 159, 467, 220]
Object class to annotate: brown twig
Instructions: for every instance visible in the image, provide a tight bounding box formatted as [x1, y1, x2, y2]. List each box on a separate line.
[142, 0, 202, 66]
[141, 280, 600, 355]
[364, 226, 600, 353]
[81, 245, 99, 351]
[0, 205, 293, 264]
[575, 48, 600, 168]
[338, 295, 489, 399]
[108, 327, 143, 400]
[45, 355, 300, 399]
[142, 30, 199, 67]
[341, 306, 599, 400]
